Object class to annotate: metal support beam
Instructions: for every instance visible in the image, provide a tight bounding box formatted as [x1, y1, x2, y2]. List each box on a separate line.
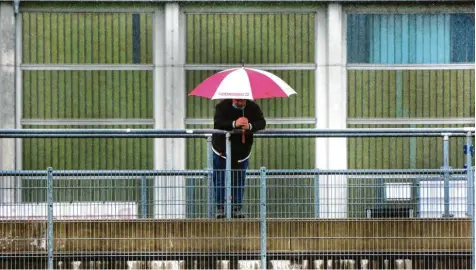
[20, 64, 153, 71]
[442, 135, 452, 218]
[314, 174, 320, 218]
[14, 3, 22, 174]
[141, 175, 147, 218]
[225, 132, 232, 218]
[260, 167, 267, 270]
[465, 132, 474, 217]
[347, 63, 475, 70]
[47, 167, 54, 270]
[207, 136, 214, 218]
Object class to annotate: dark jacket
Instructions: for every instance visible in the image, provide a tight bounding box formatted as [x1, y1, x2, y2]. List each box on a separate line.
[212, 99, 266, 163]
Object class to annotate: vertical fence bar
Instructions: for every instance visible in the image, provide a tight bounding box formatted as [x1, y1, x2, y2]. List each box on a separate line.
[466, 132, 475, 269]
[314, 173, 319, 218]
[472, 165, 476, 270]
[207, 136, 214, 218]
[260, 167, 267, 270]
[47, 167, 54, 270]
[414, 178, 420, 218]
[442, 135, 451, 217]
[466, 132, 473, 217]
[141, 175, 147, 218]
[377, 177, 384, 212]
[225, 132, 232, 218]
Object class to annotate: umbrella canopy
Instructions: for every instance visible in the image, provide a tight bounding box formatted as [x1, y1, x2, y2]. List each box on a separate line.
[189, 67, 297, 100]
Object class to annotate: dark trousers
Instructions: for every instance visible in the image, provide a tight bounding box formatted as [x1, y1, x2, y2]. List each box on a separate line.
[212, 152, 249, 210]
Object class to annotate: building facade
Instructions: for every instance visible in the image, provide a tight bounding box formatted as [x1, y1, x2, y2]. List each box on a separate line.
[0, 0, 474, 217]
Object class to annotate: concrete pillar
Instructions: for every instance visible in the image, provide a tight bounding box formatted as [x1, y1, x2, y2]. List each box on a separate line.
[327, 3, 348, 218]
[153, 4, 186, 218]
[0, 2, 18, 203]
[315, 9, 329, 218]
[316, 4, 348, 218]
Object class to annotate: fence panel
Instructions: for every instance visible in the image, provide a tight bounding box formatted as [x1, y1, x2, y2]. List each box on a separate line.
[0, 168, 471, 269]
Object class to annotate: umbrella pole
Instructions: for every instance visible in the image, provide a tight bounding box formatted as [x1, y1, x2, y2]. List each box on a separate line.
[242, 110, 245, 144]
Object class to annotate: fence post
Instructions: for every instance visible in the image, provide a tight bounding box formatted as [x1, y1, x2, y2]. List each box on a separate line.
[207, 136, 214, 218]
[465, 132, 473, 218]
[377, 177, 384, 212]
[260, 167, 267, 270]
[414, 178, 420, 218]
[314, 173, 319, 218]
[471, 165, 476, 270]
[47, 167, 54, 270]
[465, 132, 475, 269]
[141, 176, 147, 218]
[442, 134, 452, 218]
[225, 132, 232, 218]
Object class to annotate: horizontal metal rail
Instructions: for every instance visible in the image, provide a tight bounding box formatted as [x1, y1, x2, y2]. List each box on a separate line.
[2, 133, 472, 138]
[0, 128, 473, 138]
[249, 169, 468, 176]
[0, 251, 470, 260]
[0, 169, 468, 177]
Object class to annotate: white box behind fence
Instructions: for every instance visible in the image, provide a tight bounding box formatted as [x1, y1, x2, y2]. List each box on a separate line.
[420, 180, 467, 218]
[0, 201, 138, 220]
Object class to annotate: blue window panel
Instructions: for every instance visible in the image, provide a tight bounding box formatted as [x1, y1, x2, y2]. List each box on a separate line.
[370, 14, 450, 64]
[132, 14, 141, 64]
[347, 13, 474, 64]
[347, 15, 369, 63]
[451, 14, 475, 63]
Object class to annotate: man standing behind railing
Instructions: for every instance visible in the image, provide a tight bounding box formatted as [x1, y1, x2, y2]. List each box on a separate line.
[212, 99, 266, 218]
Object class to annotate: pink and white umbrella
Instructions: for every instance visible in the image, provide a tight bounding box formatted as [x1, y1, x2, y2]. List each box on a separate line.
[189, 67, 297, 100]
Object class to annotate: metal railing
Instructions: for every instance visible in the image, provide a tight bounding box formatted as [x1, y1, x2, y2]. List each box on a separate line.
[0, 127, 474, 269]
[0, 167, 473, 269]
[3, 127, 473, 218]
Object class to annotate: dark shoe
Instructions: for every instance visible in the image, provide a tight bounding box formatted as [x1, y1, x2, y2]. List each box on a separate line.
[215, 207, 225, 219]
[232, 208, 246, 218]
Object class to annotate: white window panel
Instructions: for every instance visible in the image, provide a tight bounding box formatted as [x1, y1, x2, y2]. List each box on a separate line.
[419, 180, 467, 218]
[385, 182, 412, 200]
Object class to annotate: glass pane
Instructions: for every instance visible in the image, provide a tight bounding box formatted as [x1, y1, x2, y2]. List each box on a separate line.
[23, 70, 153, 119]
[186, 13, 315, 64]
[186, 124, 315, 169]
[22, 12, 153, 64]
[21, 125, 153, 204]
[347, 13, 475, 64]
[186, 70, 315, 118]
[22, 125, 153, 170]
[347, 124, 473, 169]
[347, 70, 475, 118]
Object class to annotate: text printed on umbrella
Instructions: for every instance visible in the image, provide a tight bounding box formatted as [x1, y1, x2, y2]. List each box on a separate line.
[219, 92, 250, 96]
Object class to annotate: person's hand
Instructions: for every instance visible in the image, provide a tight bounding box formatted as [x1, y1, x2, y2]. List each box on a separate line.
[241, 123, 250, 130]
[235, 117, 248, 127]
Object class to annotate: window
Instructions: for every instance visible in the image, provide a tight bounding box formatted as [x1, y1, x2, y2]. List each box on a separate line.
[419, 179, 467, 218]
[347, 13, 475, 64]
[385, 182, 412, 200]
[346, 12, 475, 170]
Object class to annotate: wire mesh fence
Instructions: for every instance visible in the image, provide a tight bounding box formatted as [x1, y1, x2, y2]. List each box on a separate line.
[0, 168, 472, 269]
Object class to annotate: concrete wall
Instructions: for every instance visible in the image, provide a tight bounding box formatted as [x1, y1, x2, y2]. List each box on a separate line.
[0, 3, 18, 205]
[0, 3, 16, 171]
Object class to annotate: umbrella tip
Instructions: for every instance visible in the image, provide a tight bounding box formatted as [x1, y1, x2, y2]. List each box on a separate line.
[241, 59, 245, 67]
